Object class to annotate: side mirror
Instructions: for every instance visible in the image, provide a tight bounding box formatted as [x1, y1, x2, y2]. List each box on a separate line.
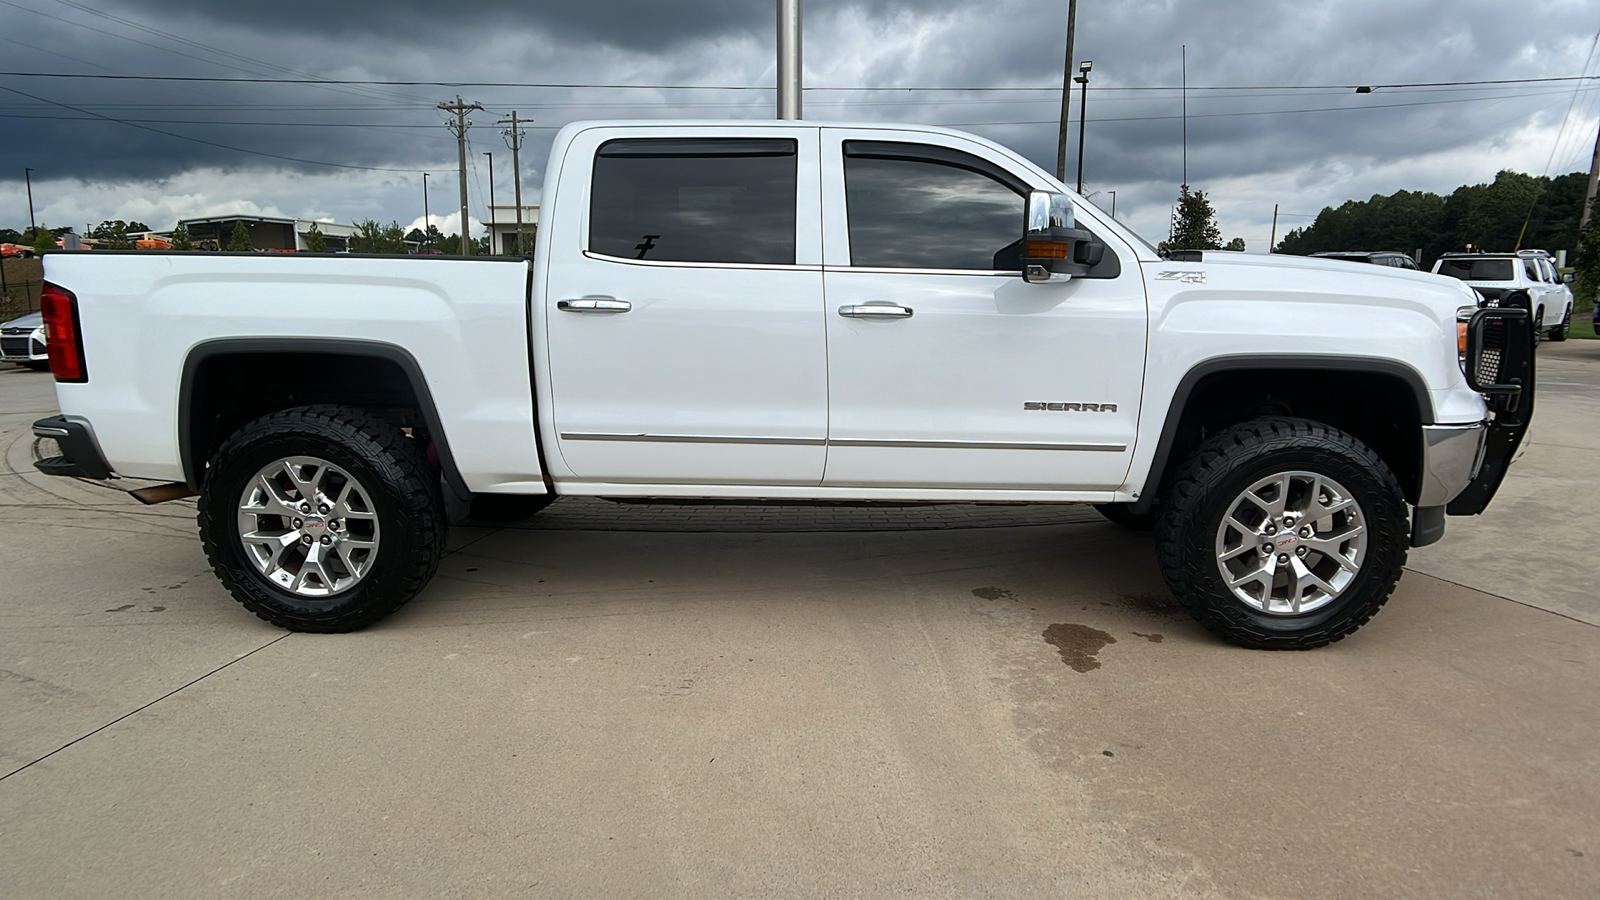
[1562, 272, 1574, 284]
[1023, 190, 1103, 283]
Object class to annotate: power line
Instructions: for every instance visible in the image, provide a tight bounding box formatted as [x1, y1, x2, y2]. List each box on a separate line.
[3, 70, 1598, 92]
[0, 82, 428, 172]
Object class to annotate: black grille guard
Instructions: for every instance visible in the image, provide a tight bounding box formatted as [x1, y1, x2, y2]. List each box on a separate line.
[1448, 308, 1534, 516]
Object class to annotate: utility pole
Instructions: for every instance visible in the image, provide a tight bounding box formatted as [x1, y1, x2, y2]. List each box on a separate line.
[498, 111, 529, 256]
[1054, 0, 1078, 183]
[1181, 45, 1188, 190]
[422, 173, 430, 242]
[777, 0, 802, 119]
[24, 167, 36, 232]
[1270, 203, 1279, 252]
[1075, 60, 1092, 194]
[439, 96, 482, 255]
[1581, 118, 1600, 231]
[484, 151, 495, 254]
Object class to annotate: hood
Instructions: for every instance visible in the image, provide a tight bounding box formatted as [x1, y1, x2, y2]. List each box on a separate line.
[2, 311, 43, 330]
[1146, 251, 1481, 314]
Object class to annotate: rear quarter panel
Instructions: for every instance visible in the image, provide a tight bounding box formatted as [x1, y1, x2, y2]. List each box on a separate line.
[44, 253, 542, 491]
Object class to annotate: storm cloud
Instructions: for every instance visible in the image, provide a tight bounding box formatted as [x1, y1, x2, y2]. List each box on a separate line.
[1, 0, 1595, 248]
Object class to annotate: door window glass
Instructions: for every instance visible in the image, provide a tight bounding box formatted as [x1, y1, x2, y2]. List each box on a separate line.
[590, 138, 797, 265]
[842, 143, 1025, 270]
[1523, 259, 1540, 281]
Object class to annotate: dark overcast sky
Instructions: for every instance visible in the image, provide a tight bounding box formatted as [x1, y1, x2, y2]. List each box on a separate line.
[1, 0, 1596, 248]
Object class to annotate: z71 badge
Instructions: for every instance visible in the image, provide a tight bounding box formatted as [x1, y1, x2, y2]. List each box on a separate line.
[1024, 402, 1118, 412]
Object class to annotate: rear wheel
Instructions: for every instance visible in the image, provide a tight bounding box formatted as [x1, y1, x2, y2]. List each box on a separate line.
[1155, 418, 1408, 649]
[198, 405, 445, 632]
[1531, 307, 1543, 346]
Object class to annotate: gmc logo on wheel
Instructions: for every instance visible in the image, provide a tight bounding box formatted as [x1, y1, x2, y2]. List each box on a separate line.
[1023, 402, 1118, 412]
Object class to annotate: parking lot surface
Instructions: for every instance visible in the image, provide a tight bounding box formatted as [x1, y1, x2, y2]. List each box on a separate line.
[2, 350, 1597, 899]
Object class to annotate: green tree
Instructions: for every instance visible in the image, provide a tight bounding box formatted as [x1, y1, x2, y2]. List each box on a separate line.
[0, 228, 21, 244]
[91, 219, 133, 250]
[1224, 237, 1246, 251]
[226, 221, 254, 252]
[1170, 186, 1223, 251]
[31, 224, 56, 255]
[1573, 195, 1600, 310]
[169, 222, 192, 251]
[349, 219, 407, 254]
[304, 221, 326, 252]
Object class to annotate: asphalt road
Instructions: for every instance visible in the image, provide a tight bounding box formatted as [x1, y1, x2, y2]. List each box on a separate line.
[1, 349, 1596, 899]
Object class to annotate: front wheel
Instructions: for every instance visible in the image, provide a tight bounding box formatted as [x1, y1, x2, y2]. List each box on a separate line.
[1155, 418, 1408, 649]
[1548, 306, 1570, 342]
[197, 405, 445, 632]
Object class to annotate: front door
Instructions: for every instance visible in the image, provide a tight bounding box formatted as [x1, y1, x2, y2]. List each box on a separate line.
[819, 130, 1147, 491]
[543, 127, 827, 485]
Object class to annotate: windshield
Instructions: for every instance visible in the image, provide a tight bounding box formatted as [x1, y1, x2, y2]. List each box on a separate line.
[1436, 258, 1514, 282]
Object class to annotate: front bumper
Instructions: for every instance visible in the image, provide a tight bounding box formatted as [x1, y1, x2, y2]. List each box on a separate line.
[1419, 423, 1487, 507]
[32, 416, 114, 479]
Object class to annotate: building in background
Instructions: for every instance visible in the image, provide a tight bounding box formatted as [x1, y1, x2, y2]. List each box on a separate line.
[484, 204, 539, 256]
[176, 215, 359, 252]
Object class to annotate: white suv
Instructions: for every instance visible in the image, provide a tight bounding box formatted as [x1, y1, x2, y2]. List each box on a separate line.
[1432, 250, 1574, 343]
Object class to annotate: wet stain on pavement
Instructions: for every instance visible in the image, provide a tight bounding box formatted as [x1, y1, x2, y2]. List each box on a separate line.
[1043, 623, 1117, 673]
[972, 586, 1017, 602]
[105, 604, 134, 613]
[1131, 631, 1164, 643]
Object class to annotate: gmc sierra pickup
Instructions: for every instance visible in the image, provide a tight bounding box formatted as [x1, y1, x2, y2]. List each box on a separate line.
[31, 120, 1533, 648]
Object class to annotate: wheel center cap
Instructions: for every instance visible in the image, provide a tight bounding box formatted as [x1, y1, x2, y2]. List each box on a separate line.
[303, 515, 327, 534]
[1273, 532, 1299, 550]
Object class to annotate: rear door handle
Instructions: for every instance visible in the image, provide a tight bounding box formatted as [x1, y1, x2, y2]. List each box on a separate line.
[838, 303, 913, 319]
[558, 296, 631, 313]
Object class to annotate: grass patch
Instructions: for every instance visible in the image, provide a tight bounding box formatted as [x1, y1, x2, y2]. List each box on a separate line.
[1570, 317, 1597, 340]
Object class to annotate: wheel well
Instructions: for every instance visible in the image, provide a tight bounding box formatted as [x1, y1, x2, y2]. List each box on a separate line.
[1150, 368, 1425, 506]
[181, 346, 458, 492]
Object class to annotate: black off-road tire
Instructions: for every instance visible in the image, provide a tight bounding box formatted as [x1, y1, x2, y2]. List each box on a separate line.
[1093, 502, 1157, 531]
[198, 405, 445, 632]
[468, 492, 556, 522]
[1154, 417, 1409, 650]
[1531, 307, 1543, 346]
[1548, 306, 1570, 342]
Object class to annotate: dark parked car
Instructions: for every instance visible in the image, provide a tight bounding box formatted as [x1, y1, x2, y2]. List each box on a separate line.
[1310, 251, 1421, 270]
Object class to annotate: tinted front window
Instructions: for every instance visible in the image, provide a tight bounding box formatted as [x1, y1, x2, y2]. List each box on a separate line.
[590, 138, 797, 265]
[843, 147, 1024, 270]
[1436, 258, 1514, 282]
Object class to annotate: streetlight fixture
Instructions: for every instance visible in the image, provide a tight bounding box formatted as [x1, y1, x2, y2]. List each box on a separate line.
[1073, 60, 1092, 194]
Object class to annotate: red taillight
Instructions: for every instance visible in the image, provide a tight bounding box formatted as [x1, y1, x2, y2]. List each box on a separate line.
[40, 281, 87, 383]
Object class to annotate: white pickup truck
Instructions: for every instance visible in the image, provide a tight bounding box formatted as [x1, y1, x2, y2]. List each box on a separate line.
[32, 120, 1533, 649]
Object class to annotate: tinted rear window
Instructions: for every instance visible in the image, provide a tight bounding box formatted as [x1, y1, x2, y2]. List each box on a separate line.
[589, 138, 797, 265]
[1436, 258, 1514, 281]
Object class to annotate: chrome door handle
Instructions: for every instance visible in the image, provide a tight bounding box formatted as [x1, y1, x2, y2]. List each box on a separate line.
[558, 296, 631, 313]
[838, 303, 913, 319]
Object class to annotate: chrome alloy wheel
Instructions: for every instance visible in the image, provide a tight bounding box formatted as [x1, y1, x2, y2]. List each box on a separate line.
[1213, 471, 1367, 616]
[236, 456, 380, 597]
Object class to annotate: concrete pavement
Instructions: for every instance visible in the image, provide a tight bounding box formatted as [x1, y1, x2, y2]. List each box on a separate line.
[1, 355, 1596, 899]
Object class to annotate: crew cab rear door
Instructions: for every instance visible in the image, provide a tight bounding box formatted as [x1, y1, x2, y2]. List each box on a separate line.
[818, 128, 1146, 491]
[542, 125, 827, 486]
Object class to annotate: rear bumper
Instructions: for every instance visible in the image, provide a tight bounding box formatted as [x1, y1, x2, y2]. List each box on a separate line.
[32, 416, 114, 479]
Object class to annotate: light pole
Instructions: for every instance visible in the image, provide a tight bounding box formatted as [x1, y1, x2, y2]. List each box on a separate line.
[1073, 61, 1092, 195]
[24, 167, 37, 232]
[422, 173, 430, 242]
[484, 151, 495, 254]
